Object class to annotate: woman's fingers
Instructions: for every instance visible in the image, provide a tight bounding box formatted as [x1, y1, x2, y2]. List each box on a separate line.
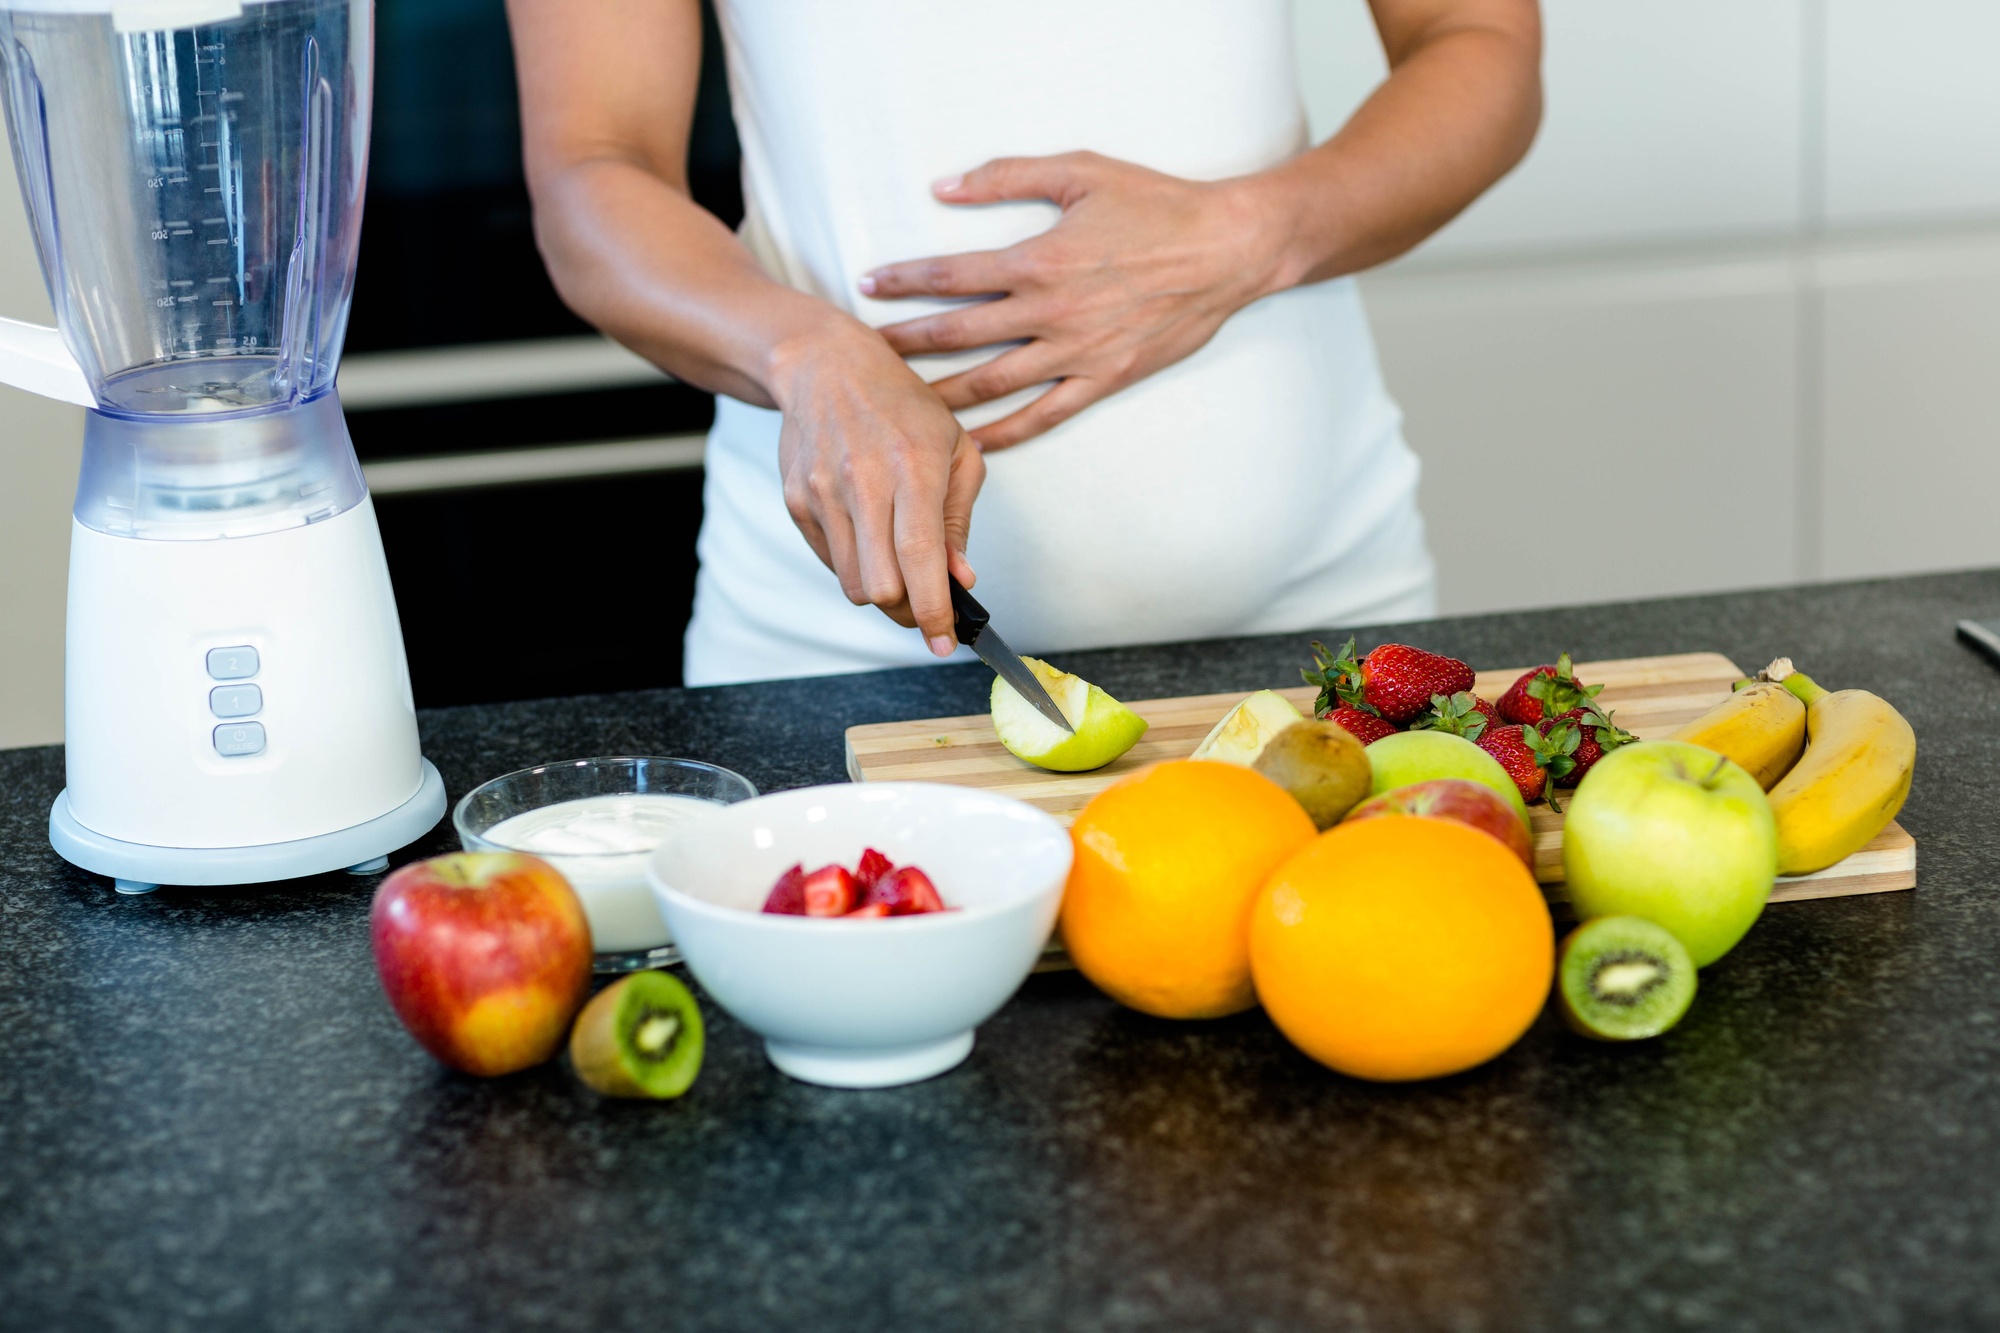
[924, 342, 1063, 411]
[969, 376, 1106, 452]
[847, 471, 916, 625]
[861, 248, 1013, 301]
[942, 432, 985, 587]
[875, 294, 1042, 358]
[933, 152, 1105, 209]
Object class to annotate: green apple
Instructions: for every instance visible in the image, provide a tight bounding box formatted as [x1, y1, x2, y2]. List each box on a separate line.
[1365, 730, 1529, 831]
[1561, 740, 1777, 967]
[1190, 690, 1305, 765]
[992, 657, 1149, 772]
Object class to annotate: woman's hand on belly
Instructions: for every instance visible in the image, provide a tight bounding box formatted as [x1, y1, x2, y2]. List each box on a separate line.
[768, 322, 985, 653]
[859, 0, 1542, 454]
[862, 153, 1293, 453]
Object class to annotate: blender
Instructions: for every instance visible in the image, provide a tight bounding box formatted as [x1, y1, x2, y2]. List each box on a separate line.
[0, 0, 443, 892]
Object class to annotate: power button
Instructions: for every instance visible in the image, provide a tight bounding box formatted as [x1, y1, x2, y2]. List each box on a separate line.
[213, 722, 266, 758]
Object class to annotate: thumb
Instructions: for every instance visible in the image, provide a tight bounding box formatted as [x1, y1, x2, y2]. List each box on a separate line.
[934, 152, 1102, 209]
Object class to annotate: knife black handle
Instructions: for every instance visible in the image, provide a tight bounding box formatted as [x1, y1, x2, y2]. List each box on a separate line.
[949, 576, 989, 647]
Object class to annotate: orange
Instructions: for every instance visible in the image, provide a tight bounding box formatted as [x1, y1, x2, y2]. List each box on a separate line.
[1062, 760, 1318, 1018]
[1249, 816, 1553, 1081]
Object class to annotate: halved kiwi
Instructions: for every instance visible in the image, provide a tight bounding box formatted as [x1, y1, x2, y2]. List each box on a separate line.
[1557, 916, 1697, 1041]
[568, 970, 706, 1098]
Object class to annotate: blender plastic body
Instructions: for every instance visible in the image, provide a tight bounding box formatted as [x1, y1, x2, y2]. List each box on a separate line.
[0, 0, 443, 891]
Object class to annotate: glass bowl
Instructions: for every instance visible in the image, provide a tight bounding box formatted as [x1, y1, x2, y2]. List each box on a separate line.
[453, 756, 757, 973]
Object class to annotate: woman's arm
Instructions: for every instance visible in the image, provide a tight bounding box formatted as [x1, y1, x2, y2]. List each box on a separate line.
[507, 0, 982, 655]
[863, 0, 1542, 451]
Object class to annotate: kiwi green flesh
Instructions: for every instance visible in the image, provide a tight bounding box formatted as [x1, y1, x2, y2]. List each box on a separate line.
[613, 971, 705, 1097]
[571, 970, 705, 1098]
[1558, 916, 1697, 1041]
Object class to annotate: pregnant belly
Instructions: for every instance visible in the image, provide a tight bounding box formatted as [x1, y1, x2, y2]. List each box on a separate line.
[962, 281, 1404, 651]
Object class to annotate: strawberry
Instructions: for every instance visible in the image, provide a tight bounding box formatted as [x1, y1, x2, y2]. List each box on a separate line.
[842, 903, 892, 919]
[1546, 702, 1635, 787]
[1327, 705, 1400, 745]
[1302, 637, 1475, 725]
[801, 864, 859, 917]
[1496, 652, 1601, 725]
[1477, 718, 1581, 807]
[762, 863, 807, 915]
[1411, 691, 1496, 742]
[855, 847, 895, 890]
[865, 865, 946, 915]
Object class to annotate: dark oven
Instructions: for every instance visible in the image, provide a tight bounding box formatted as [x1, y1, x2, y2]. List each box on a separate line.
[344, 0, 742, 706]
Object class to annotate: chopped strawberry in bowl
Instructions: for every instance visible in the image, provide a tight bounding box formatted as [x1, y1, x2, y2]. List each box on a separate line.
[647, 782, 1070, 1089]
[761, 849, 950, 918]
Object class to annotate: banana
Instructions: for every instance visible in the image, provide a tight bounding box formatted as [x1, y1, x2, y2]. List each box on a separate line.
[1668, 679, 1806, 790]
[1762, 661, 1916, 875]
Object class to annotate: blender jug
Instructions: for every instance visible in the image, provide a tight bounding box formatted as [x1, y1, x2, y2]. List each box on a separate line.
[0, 0, 444, 891]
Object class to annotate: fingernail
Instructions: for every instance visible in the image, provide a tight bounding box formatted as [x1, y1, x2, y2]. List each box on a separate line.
[928, 635, 955, 658]
[932, 174, 963, 195]
[857, 273, 877, 296]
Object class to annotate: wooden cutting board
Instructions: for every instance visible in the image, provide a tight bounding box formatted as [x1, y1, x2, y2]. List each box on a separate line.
[844, 651, 1916, 909]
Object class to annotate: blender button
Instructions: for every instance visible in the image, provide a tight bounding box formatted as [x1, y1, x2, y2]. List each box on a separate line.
[213, 722, 266, 758]
[209, 684, 262, 718]
[206, 646, 260, 680]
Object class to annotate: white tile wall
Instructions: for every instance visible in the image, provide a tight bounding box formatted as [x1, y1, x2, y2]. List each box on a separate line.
[1301, 0, 2000, 626]
[1824, 0, 2000, 226]
[1360, 250, 1801, 614]
[1818, 233, 2000, 578]
[1294, 0, 1806, 259]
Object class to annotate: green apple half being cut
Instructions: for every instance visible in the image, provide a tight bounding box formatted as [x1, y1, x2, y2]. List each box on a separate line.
[991, 657, 1149, 772]
[1190, 690, 1305, 765]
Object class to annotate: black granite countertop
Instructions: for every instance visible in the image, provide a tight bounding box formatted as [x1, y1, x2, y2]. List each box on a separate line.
[5, 571, 2000, 1332]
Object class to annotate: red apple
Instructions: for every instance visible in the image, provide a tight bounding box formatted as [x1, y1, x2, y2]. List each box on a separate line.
[1342, 777, 1536, 870]
[370, 852, 593, 1076]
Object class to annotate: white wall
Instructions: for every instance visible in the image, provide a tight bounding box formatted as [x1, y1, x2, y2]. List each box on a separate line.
[1298, 0, 2000, 614]
[0, 128, 82, 750]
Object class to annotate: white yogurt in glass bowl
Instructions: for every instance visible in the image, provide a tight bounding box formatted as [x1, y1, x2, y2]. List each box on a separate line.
[454, 758, 757, 971]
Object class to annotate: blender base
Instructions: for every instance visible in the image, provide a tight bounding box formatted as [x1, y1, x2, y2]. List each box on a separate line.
[50, 760, 447, 892]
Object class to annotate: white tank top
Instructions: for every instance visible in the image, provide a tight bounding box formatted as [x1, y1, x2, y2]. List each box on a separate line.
[686, 0, 1434, 686]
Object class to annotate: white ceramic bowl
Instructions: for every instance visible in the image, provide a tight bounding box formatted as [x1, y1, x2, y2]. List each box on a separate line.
[647, 782, 1070, 1088]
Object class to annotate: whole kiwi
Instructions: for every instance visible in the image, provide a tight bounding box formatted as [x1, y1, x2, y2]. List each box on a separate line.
[1252, 720, 1372, 829]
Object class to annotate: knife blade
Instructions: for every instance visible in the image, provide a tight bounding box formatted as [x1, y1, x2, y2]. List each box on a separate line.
[949, 577, 1073, 733]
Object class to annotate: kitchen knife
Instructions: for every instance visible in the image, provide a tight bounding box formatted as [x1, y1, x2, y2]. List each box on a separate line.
[950, 577, 1073, 733]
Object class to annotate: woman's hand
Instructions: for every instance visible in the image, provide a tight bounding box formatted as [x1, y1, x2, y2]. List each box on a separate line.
[861, 153, 1297, 452]
[766, 321, 984, 652]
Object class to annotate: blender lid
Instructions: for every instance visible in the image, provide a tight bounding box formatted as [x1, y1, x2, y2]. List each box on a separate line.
[0, 0, 285, 31]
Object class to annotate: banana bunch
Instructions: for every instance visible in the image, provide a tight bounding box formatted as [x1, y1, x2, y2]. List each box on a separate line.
[1669, 658, 1915, 875]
